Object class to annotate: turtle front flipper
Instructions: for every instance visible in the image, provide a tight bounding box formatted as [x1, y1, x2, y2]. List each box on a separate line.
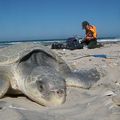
[66, 68, 100, 89]
[0, 74, 10, 98]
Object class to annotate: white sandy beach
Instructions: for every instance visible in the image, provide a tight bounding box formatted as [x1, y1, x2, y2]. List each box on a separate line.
[0, 43, 120, 120]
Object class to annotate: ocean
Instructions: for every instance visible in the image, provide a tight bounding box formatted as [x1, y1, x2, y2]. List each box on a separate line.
[0, 38, 120, 48]
[0, 39, 66, 47]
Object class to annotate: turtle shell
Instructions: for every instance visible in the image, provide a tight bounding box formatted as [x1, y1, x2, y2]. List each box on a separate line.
[0, 43, 71, 75]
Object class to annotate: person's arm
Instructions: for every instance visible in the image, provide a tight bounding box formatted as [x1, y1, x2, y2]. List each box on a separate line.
[86, 36, 95, 40]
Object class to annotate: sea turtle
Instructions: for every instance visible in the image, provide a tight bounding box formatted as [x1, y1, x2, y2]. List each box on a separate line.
[0, 43, 100, 106]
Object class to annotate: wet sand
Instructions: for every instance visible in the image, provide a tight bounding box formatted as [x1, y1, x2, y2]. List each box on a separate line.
[0, 43, 120, 120]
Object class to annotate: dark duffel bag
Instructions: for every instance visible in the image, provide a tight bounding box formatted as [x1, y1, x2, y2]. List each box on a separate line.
[51, 42, 66, 49]
[66, 37, 83, 50]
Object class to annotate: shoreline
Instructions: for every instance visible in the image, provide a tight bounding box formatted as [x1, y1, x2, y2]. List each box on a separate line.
[0, 39, 120, 47]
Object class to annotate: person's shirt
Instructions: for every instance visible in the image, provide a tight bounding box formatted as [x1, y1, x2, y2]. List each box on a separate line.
[85, 25, 97, 40]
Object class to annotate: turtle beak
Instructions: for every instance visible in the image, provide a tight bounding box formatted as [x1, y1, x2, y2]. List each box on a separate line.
[33, 88, 66, 107]
[48, 88, 66, 105]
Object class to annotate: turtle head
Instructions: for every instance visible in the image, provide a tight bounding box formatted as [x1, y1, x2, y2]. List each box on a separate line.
[18, 49, 67, 106]
[25, 67, 66, 106]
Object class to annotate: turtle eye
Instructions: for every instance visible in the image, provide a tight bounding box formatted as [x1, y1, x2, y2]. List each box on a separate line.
[37, 81, 44, 92]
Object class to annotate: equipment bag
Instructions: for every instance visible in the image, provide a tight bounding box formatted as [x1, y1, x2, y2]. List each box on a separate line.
[66, 37, 83, 50]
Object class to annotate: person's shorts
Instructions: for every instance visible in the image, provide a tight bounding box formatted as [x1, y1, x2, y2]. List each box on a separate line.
[87, 39, 97, 49]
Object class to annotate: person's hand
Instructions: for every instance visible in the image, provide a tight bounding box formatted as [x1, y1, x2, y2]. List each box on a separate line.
[81, 39, 86, 44]
[86, 36, 91, 40]
[86, 36, 94, 40]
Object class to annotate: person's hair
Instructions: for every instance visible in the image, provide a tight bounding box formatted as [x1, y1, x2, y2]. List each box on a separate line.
[82, 21, 90, 29]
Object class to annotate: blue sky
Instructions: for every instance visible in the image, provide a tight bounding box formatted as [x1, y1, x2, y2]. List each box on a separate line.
[0, 0, 120, 41]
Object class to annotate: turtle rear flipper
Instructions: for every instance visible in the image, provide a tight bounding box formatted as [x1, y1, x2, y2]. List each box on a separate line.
[0, 75, 10, 98]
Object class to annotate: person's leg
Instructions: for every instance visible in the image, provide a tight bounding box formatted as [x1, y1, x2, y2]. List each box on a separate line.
[88, 40, 97, 49]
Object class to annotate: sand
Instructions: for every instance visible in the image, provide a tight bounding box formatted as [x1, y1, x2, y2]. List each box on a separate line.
[0, 43, 120, 120]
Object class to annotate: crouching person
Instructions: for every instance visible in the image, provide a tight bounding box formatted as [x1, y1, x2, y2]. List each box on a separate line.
[81, 21, 97, 49]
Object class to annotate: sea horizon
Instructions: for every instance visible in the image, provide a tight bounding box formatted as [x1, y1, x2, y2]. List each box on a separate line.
[0, 36, 120, 42]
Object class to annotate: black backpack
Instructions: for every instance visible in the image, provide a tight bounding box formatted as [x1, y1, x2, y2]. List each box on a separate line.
[66, 37, 83, 50]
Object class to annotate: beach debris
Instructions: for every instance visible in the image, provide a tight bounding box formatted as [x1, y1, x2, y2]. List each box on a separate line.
[63, 49, 66, 51]
[103, 91, 116, 96]
[8, 104, 28, 111]
[0, 101, 28, 111]
[92, 54, 108, 58]
[73, 54, 118, 60]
